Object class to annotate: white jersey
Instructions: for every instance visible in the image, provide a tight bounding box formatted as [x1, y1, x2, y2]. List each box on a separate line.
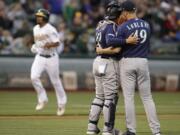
[33, 23, 59, 55]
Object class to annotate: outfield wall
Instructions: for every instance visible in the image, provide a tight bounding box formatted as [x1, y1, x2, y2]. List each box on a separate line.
[0, 57, 180, 91]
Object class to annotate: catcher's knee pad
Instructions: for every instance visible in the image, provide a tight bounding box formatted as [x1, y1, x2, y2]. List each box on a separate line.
[105, 93, 119, 102]
[103, 94, 119, 131]
[89, 97, 104, 125]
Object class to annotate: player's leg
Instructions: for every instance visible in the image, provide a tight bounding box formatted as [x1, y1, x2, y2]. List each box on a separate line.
[30, 55, 48, 110]
[87, 92, 103, 135]
[103, 94, 119, 134]
[102, 59, 120, 134]
[137, 59, 161, 135]
[120, 58, 136, 134]
[46, 54, 67, 115]
[87, 58, 104, 134]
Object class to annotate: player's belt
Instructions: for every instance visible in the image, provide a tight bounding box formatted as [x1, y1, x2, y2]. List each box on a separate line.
[101, 56, 110, 59]
[100, 55, 119, 60]
[39, 53, 55, 58]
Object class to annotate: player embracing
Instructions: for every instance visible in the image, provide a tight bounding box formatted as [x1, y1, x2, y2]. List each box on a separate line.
[30, 9, 67, 116]
[86, 1, 138, 135]
[116, 1, 161, 135]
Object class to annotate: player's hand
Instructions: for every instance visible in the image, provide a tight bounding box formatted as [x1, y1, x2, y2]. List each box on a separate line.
[126, 33, 139, 45]
[31, 44, 38, 54]
[44, 43, 52, 49]
[44, 42, 59, 49]
[96, 46, 121, 54]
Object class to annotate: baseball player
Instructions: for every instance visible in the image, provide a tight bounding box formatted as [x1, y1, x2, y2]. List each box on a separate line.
[87, 2, 138, 135]
[116, 1, 161, 135]
[30, 9, 67, 116]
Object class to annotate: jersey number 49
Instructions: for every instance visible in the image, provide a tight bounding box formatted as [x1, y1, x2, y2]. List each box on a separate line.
[133, 29, 147, 44]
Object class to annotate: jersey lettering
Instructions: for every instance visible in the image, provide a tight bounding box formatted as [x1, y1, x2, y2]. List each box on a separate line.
[133, 29, 147, 44]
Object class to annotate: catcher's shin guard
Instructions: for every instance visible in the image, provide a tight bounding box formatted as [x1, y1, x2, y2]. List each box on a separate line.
[103, 94, 119, 132]
[88, 97, 104, 126]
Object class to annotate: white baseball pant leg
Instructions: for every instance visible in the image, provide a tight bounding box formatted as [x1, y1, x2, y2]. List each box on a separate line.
[45, 54, 67, 108]
[31, 55, 48, 103]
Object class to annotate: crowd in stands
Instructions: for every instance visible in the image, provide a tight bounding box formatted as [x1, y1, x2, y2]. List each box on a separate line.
[0, 0, 180, 56]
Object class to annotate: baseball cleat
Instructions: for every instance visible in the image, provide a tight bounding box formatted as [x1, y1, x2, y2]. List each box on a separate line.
[57, 106, 65, 116]
[35, 100, 48, 111]
[154, 133, 161, 135]
[122, 130, 136, 135]
[86, 128, 100, 134]
[102, 129, 122, 135]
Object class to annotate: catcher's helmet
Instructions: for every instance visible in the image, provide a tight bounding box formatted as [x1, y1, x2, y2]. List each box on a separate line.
[35, 8, 50, 22]
[105, 1, 122, 20]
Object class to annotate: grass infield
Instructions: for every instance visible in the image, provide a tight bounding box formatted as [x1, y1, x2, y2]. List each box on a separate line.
[0, 90, 179, 135]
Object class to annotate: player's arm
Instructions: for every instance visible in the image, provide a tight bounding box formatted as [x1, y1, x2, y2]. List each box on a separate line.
[96, 45, 121, 55]
[106, 26, 139, 47]
[106, 32, 139, 47]
[44, 42, 59, 49]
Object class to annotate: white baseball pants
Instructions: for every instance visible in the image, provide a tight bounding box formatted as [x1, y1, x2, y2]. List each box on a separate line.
[31, 53, 67, 108]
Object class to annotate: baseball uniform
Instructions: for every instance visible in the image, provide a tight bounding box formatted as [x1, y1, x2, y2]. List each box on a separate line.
[31, 22, 67, 114]
[117, 13, 160, 135]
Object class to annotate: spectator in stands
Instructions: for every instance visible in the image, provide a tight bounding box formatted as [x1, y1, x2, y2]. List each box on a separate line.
[76, 32, 88, 54]
[70, 11, 86, 52]
[0, 29, 13, 54]
[81, 0, 92, 14]
[164, 16, 180, 42]
[162, 8, 177, 39]
[44, 0, 64, 26]
[21, 0, 37, 15]
[63, 0, 79, 26]
[7, 34, 33, 55]
[0, 1, 13, 30]
[176, 18, 180, 41]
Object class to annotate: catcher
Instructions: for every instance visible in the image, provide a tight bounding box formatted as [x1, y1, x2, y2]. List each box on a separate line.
[87, 1, 138, 135]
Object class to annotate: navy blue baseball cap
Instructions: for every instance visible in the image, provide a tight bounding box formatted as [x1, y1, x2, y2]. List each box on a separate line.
[121, 0, 136, 12]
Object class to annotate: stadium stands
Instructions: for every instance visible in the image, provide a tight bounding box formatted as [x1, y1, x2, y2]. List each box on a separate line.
[0, 0, 179, 56]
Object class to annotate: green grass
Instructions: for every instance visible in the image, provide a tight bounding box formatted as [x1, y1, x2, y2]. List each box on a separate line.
[0, 91, 180, 135]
